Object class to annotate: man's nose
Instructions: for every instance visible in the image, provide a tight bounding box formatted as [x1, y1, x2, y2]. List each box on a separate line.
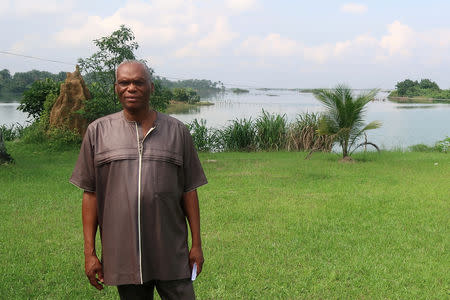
[127, 83, 137, 92]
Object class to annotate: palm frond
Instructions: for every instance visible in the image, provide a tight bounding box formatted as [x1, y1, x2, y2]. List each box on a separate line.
[362, 120, 382, 131]
[314, 84, 381, 157]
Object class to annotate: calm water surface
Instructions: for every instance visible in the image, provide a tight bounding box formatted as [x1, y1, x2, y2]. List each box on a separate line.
[0, 102, 29, 126]
[1, 90, 449, 149]
[172, 90, 450, 149]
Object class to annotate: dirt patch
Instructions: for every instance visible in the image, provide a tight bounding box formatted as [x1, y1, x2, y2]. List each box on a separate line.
[339, 156, 355, 163]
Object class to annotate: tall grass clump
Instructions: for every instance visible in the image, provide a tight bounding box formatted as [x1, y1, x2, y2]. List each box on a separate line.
[409, 137, 449, 153]
[186, 119, 220, 152]
[220, 118, 256, 151]
[184, 111, 339, 153]
[255, 109, 287, 150]
[286, 112, 333, 152]
[0, 123, 25, 141]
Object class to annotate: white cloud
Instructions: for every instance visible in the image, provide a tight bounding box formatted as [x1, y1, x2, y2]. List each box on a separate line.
[52, 0, 198, 48]
[303, 44, 335, 64]
[8, 0, 74, 16]
[340, 3, 368, 14]
[175, 17, 238, 57]
[0, 0, 11, 16]
[225, 0, 257, 13]
[233, 20, 450, 68]
[237, 34, 299, 57]
[379, 21, 415, 57]
[9, 35, 41, 53]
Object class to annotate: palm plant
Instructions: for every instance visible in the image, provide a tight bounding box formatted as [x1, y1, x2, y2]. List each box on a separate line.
[314, 84, 382, 158]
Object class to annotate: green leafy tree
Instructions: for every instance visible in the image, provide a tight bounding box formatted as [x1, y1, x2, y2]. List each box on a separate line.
[0, 69, 66, 96]
[314, 85, 381, 158]
[419, 79, 440, 90]
[151, 80, 172, 111]
[77, 25, 168, 117]
[18, 78, 60, 119]
[78, 25, 140, 108]
[395, 79, 417, 96]
[173, 88, 200, 104]
[154, 76, 224, 97]
[0, 69, 12, 93]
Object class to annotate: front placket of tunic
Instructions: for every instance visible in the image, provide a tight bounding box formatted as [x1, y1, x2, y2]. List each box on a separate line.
[134, 122, 156, 284]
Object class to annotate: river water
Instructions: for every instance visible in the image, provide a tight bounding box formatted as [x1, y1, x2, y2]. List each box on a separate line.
[1, 89, 449, 149]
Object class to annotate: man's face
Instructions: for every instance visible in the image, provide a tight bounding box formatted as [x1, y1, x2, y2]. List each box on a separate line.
[115, 63, 154, 113]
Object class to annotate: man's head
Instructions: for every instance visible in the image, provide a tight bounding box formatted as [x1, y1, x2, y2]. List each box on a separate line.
[115, 60, 154, 113]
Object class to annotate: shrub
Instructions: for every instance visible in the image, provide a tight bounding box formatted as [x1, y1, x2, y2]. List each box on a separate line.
[286, 112, 333, 152]
[46, 127, 82, 150]
[255, 110, 287, 150]
[434, 137, 449, 153]
[151, 80, 171, 111]
[186, 119, 219, 152]
[409, 138, 449, 153]
[173, 88, 200, 104]
[19, 121, 81, 150]
[78, 95, 118, 123]
[18, 78, 61, 119]
[231, 88, 249, 94]
[0, 123, 25, 141]
[20, 121, 46, 144]
[220, 118, 256, 151]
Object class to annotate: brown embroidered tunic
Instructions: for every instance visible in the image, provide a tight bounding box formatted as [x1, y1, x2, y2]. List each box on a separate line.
[70, 111, 207, 285]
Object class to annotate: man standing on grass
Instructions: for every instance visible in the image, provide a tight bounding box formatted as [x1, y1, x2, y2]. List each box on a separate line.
[70, 60, 207, 299]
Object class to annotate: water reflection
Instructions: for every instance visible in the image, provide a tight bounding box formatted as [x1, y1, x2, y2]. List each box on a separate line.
[396, 105, 434, 109]
[165, 104, 201, 114]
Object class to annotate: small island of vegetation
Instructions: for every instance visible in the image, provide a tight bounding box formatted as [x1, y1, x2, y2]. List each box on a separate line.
[388, 78, 450, 103]
[231, 88, 250, 94]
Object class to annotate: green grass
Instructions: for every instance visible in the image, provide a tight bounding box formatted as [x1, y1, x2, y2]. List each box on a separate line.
[1, 144, 449, 299]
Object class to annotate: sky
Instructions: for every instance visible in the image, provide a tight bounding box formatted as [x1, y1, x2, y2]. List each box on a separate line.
[2, 0, 450, 89]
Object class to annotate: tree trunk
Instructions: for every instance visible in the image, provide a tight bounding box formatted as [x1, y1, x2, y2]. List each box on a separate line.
[342, 139, 349, 158]
[0, 131, 14, 164]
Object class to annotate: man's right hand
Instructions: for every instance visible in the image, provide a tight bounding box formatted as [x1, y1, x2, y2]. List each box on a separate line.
[85, 254, 104, 290]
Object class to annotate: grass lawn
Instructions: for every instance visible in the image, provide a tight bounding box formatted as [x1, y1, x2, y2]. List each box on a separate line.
[0, 143, 448, 299]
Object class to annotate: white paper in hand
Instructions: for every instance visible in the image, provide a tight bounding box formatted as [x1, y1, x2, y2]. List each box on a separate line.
[191, 263, 197, 281]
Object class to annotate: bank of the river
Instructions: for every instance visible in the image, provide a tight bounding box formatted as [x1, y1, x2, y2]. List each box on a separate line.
[0, 92, 22, 103]
[0, 143, 448, 299]
[165, 100, 214, 114]
[388, 96, 450, 104]
[1, 89, 449, 149]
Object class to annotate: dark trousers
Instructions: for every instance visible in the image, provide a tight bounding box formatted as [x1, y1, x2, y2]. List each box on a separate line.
[117, 278, 195, 300]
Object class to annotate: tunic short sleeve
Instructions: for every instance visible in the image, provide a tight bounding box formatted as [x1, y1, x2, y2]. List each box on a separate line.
[70, 127, 96, 192]
[182, 125, 208, 192]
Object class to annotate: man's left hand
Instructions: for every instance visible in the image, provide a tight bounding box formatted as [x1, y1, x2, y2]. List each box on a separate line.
[189, 246, 204, 276]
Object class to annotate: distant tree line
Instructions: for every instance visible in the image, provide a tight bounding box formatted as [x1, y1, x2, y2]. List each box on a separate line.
[154, 76, 224, 97]
[390, 78, 450, 99]
[0, 69, 65, 97]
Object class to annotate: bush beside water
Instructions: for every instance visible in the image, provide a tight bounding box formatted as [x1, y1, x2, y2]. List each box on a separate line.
[186, 111, 332, 152]
[408, 137, 449, 153]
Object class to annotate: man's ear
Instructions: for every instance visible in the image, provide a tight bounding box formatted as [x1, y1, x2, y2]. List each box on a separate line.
[114, 83, 118, 95]
[150, 82, 155, 94]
